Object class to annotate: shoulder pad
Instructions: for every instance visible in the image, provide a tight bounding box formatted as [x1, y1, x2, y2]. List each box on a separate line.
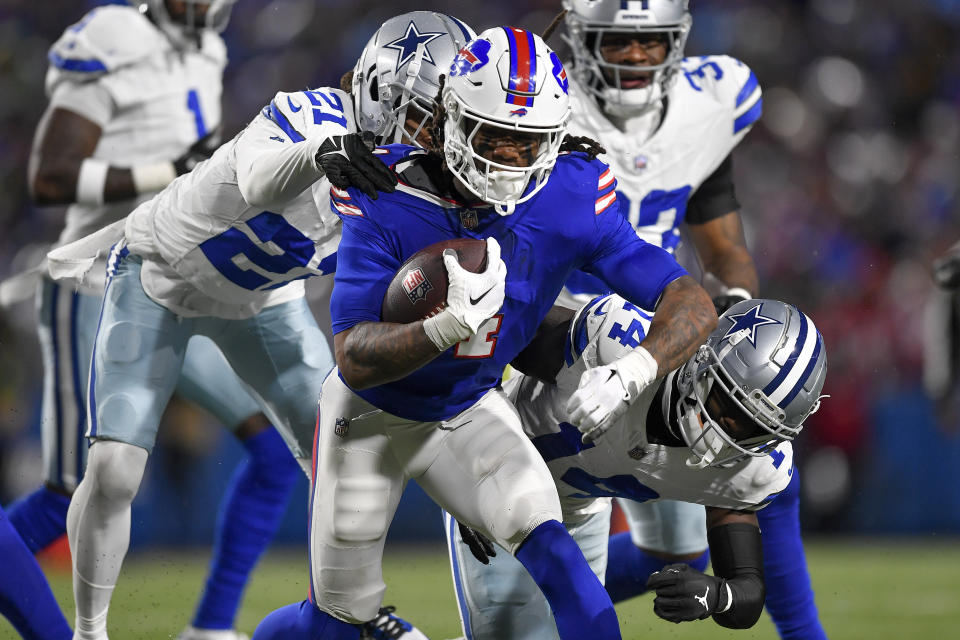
[377, 144, 428, 170]
[565, 294, 653, 368]
[260, 88, 355, 143]
[47, 6, 165, 82]
[679, 55, 762, 135]
[553, 153, 617, 213]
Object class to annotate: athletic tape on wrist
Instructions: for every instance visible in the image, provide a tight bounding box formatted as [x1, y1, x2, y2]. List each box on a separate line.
[423, 309, 472, 351]
[76, 158, 109, 205]
[718, 582, 734, 613]
[131, 162, 177, 195]
[722, 287, 753, 301]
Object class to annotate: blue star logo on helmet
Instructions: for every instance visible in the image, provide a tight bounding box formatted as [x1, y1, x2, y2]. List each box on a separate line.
[384, 21, 446, 73]
[722, 303, 782, 348]
[449, 38, 492, 77]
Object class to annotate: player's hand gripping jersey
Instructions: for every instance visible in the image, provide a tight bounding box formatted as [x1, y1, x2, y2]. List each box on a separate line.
[507, 293, 792, 524]
[329, 146, 688, 421]
[45, 4, 225, 250]
[563, 56, 762, 298]
[119, 87, 355, 318]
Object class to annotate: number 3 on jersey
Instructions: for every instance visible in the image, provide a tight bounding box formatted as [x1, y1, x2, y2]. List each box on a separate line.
[454, 314, 502, 358]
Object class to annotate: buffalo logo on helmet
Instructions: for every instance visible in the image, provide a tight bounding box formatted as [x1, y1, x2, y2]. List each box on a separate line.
[334, 417, 350, 437]
[509, 108, 528, 117]
[450, 38, 492, 77]
[401, 267, 434, 304]
[550, 51, 568, 94]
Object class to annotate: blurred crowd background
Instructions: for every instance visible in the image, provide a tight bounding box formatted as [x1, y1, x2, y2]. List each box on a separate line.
[2, 0, 960, 549]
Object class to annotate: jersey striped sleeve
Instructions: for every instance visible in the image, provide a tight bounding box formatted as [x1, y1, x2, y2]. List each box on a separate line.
[733, 66, 762, 134]
[595, 165, 618, 215]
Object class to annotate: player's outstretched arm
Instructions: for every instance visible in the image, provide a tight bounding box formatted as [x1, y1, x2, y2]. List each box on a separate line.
[647, 508, 765, 630]
[641, 274, 717, 375]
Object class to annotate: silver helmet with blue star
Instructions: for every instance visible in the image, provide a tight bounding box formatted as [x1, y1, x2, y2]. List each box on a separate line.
[129, 0, 235, 49]
[352, 12, 476, 145]
[675, 299, 827, 467]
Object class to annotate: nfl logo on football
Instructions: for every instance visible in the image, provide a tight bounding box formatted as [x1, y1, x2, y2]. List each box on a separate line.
[402, 267, 433, 304]
[460, 209, 478, 230]
[334, 417, 350, 437]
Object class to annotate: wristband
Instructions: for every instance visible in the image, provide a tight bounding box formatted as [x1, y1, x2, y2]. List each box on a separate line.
[423, 309, 473, 351]
[617, 346, 659, 398]
[131, 161, 177, 195]
[76, 158, 109, 205]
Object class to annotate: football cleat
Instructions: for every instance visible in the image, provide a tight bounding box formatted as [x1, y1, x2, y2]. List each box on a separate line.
[360, 606, 430, 640]
[175, 625, 249, 640]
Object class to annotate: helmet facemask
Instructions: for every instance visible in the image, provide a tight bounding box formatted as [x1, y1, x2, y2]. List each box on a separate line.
[133, 0, 234, 49]
[676, 345, 810, 468]
[442, 81, 567, 213]
[564, 6, 691, 115]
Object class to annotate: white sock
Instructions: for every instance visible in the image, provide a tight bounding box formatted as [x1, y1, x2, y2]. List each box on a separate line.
[67, 441, 149, 640]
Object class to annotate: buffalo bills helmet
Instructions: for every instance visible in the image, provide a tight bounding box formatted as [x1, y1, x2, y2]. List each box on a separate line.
[352, 12, 476, 146]
[129, 0, 235, 48]
[676, 299, 827, 468]
[563, 0, 691, 114]
[442, 27, 571, 213]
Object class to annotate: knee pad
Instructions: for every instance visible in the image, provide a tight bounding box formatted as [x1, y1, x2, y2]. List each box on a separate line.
[332, 475, 392, 543]
[86, 440, 148, 504]
[482, 451, 561, 552]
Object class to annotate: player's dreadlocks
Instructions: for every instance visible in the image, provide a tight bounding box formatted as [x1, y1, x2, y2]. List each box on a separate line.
[339, 70, 353, 93]
[559, 135, 606, 160]
[542, 9, 568, 42]
[427, 73, 448, 160]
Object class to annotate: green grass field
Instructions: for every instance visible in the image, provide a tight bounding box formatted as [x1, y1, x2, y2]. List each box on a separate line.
[5, 538, 959, 639]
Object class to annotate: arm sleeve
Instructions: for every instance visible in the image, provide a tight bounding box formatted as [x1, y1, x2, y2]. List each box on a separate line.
[584, 204, 688, 310]
[234, 115, 326, 210]
[329, 211, 401, 333]
[685, 154, 740, 225]
[48, 79, 115, 128]
[707, 522, 766, 629]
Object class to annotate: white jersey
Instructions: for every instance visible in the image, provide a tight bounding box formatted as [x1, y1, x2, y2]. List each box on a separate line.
[561, 55, 762, 304]
[123, 88, 354, 319]
[507, 293, 792, 525]
[44, 5, 225, 249]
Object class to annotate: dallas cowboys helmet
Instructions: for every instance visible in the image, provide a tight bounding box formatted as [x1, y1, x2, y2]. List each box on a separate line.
[563, 0, 691, 113]
[442, 27, 571, 213]
[129, 0, 235, 48]
[352, 12, 476, 146]
[676, 299, 827, 468]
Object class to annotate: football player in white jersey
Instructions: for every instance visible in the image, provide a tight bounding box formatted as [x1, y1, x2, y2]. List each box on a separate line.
[447, 295, 827, 639]
[44, 11, 474, 640]
[7, 3, 304, 640]
[546, 3, 828, 638]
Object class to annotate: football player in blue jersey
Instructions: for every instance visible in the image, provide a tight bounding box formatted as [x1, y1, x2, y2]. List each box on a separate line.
[448, 295, 827, 639]
[252, 26, 716, 640]
[544, 2, 830, 638]
[36, 10, 472, 640]
[7, 3, 302, 640]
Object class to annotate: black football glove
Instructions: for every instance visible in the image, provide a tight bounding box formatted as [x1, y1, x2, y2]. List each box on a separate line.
[712, 289, 751, 315]
[458, 521, 497, 565]
[173, 127, 222, 175]
[933, 244, 960, 290]
[315, 131, 398, 200]
[646, 563, 728, 624]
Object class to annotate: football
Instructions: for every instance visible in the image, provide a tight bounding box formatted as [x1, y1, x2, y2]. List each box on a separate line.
[381, 238, 487, 323]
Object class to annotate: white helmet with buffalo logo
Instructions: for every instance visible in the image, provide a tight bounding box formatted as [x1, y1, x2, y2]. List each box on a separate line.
[442, 27, 571, 213]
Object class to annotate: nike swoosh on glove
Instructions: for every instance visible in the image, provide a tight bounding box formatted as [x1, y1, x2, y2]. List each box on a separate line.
[566, 346, 658, 443]
[315, 131, 398, 199]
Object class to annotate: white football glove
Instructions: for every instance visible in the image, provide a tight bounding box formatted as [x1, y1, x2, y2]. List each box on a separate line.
[423, 237, 507, 351]
[566, 347, 659, 443]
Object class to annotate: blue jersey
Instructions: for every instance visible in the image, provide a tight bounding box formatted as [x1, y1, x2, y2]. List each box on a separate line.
[329, 145, 687, 421]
